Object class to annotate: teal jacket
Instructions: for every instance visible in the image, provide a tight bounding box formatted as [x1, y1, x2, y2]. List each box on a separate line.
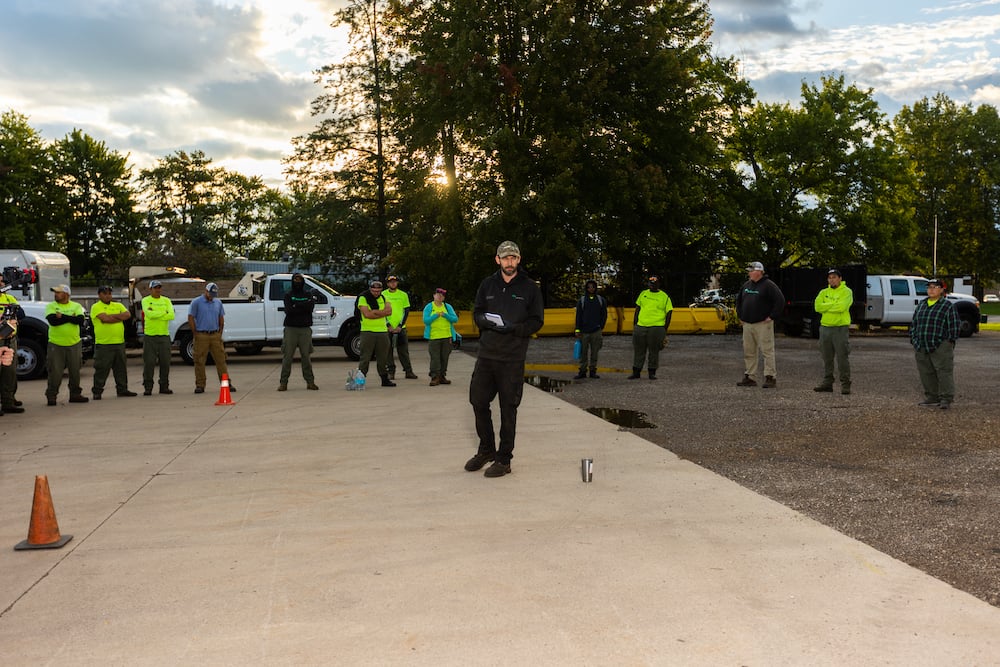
[814, 283, 853, 327]
[422, 302, 459, 341]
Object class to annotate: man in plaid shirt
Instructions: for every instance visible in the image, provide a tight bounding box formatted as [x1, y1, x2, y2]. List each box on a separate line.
[910, 278, 960, 409]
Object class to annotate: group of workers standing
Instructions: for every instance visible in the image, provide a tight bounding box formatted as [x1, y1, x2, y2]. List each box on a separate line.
[573, 260, 961, 409]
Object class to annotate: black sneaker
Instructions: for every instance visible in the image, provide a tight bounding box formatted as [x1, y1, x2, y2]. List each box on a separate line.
[69, 394, 89, 403]
[918, 400, 940, 407]
[118, 390, 138, 397]
[2, 405, 24, 413]
[160, 388, 173, 395]
[194, 387, 205, 394]
[484, 461, 511, 478]
[143, 389, 153, 396]
[813, 385, 833, 392]
[736, 375, 757, 387]
[589, 370, 599, 379]
[573, 372, 587, 379]
[47, 398, 57, 406]
[92, 392, 102, 401]
[464, 452, 494, 472]
[381, 378, 397, 387]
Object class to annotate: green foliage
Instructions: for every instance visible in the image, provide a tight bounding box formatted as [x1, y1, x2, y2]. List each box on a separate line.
[725, 75, 919, 271]
[49, 129, 142, 279]
[894, 95, 1000, 281]
[0, 110, 65, 247]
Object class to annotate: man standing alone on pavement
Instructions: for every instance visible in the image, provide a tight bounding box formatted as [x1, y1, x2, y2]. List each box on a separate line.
[141, 280, 175, 395]
[629, 276, 672, 380]
[278, 273, 319, 391]
[466, 241, 544, 478]
[383, 275, 418, 380]
[91, 285, 138, 400]
[736, 262, 785, 389]
[45, 284, 88, 405]
[813, 269, 853, 395]
[188, 282, 233, 394]
[910, 278, 960, 410]
[574, 279, 607, 379]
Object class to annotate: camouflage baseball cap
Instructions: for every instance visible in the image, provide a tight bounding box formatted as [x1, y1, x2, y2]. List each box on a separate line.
[496, 240, 521, 258]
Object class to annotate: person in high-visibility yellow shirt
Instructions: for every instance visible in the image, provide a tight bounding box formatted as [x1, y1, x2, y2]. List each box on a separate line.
[629, 275, 673, 380]
[90, 285, 138, 400]
[141, 280, 176, 395]
[813, 268, 854, 395]
[45, 284, 88, 406]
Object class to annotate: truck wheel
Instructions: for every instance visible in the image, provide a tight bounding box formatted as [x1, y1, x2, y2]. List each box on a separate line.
[178, 335, 195, 365]
[958, 316, 976, 338]
[15, 337, 45, 380]
[342, 326, 361, 361]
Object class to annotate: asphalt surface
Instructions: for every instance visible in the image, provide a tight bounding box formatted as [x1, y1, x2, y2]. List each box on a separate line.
[1, 346, 999, 665]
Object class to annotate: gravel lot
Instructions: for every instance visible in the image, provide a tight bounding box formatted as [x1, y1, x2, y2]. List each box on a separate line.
[471, 329, 1000, 608]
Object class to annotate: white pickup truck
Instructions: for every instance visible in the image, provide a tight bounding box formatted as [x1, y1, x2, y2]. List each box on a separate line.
[129, 270, 364, 363]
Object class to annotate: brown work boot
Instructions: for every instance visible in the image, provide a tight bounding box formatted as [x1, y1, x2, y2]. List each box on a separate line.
[429, 376, 441, 386]
[736, 374, 757, 387]
[763, 376, 777, 389]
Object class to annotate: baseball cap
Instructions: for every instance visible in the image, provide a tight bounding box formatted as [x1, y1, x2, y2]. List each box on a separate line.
[149, 280, 162, 288]
[435, 287, 447, 295]
[927, 278, 947, 288]
[205, 282, 219, 294]
[828, 268, 842, 277]
[648, 275, 660, 284]
[97, 285, 113, 294]
[369, 280, 383, 289]
[386, 275, 399, 282]
[496, 240, 520, 258]
[50, 284, 71, 295]
[747, 261, 765, 271]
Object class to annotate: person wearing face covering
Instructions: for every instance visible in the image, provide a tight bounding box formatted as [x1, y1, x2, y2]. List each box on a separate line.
[278, 273, 319, 391]
[629, 275, 673, 380]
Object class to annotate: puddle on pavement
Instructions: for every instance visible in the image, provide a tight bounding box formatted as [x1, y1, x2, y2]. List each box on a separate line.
[524, 375, 571, 393]
[585, 407, 656, 429]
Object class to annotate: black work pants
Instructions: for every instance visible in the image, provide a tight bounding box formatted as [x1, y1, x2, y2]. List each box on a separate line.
[469, 357, 525, 465]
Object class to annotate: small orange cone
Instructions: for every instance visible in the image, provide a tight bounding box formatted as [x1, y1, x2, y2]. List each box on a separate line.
[15, 475, 73, 550]
[215, 373, 234, 405]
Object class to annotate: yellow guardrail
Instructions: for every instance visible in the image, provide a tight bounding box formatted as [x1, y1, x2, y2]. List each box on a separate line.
[403, 306, 726, 338]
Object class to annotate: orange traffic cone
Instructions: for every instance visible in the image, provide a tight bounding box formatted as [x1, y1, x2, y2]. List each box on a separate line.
[15, 475, 73, 550]
[215, 373, 234, 405]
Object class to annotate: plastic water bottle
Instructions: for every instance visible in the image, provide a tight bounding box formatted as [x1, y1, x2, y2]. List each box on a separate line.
[355, 370, 366, 391]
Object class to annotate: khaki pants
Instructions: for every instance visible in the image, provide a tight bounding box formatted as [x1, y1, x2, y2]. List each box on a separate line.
[194, 331, 229, 389]
[742, 320, 776, 379]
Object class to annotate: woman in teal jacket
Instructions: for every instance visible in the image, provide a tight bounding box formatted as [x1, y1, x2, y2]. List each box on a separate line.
[423, 288, 460, 386]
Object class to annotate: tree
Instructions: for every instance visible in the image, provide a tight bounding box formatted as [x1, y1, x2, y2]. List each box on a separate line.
[0, 110, 65, 248]
[725, 75, 919, 271]
[138, 150, 223, 257]
[390, 0, 740, 301]
[285, 0, 401, 275]
[49, 129, 142, 278]
[894, 95, 1000, 280]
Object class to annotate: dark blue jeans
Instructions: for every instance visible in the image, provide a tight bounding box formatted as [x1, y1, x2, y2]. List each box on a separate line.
[469, 357, 525, 465]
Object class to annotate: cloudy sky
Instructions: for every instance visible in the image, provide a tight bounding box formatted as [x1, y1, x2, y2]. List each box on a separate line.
[2, 0, 999, 188]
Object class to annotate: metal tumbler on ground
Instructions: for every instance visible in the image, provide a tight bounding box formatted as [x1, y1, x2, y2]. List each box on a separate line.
[581, 458, 593, 482]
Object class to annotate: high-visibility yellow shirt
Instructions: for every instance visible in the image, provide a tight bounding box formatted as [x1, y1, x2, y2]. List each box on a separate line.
[359, 295, 389, 332]
[141, 295, 175, 336]
[45, 300, 84, 347]
[91, 300, 128, 345]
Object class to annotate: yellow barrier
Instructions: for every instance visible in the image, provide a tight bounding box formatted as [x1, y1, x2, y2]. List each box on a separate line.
[404, 306, 726, 338]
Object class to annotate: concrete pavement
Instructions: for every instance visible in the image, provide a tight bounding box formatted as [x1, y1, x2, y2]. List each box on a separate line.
[1, 349, 999, 665]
